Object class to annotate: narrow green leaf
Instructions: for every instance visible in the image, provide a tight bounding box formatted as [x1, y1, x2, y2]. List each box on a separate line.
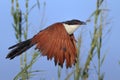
[65, 71, 74, 80]
[101, 53, 107, 66]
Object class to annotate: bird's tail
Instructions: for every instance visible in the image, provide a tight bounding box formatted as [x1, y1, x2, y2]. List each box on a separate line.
[6, 39, 34, 59]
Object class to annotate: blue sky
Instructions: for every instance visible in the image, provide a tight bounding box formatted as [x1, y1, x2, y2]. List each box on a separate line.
[0, 0, 120, 80]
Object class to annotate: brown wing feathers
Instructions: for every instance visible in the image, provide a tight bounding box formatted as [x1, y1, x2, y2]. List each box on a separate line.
[31, 23, 77, 68]
[6, 23, 77, 68]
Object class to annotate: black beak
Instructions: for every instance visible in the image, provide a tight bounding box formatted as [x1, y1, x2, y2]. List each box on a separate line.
[81, 21, 86, 25]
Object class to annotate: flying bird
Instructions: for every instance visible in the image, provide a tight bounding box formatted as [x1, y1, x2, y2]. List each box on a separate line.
[6, 19, 86, 68]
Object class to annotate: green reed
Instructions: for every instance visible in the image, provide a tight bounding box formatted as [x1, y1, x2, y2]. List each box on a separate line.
[11, 0, 41, 80]
[64, 0, 109, 80]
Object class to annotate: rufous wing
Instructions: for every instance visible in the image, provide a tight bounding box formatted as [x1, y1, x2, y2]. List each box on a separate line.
[31, 23, 77, 68]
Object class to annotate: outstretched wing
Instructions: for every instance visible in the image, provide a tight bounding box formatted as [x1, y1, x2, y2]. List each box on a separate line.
[31, 23, 77, 68]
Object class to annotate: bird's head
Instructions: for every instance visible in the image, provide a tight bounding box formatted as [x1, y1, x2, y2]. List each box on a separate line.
[62, 19, 86, 34]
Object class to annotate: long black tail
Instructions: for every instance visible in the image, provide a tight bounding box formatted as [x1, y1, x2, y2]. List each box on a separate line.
[6, 39, 34, 59]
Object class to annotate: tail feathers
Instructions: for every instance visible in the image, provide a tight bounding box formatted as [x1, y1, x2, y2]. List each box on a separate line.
[6, 39, 34, 59]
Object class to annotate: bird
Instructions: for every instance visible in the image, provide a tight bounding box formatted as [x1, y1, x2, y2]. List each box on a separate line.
[6, 19, 86, 68]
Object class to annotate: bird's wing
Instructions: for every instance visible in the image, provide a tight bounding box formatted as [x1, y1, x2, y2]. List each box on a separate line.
[31, 23, 77, 68]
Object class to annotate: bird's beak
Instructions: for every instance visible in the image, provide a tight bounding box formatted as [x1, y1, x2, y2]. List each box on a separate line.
[81, 21, 86, 25]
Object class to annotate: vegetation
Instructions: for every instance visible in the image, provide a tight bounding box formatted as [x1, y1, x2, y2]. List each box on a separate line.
[10, 0, 110, 80]
[11, 0, 41, 80]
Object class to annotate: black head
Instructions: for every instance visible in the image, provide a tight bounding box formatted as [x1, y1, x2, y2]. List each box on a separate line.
[62, 19, 86, 25]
